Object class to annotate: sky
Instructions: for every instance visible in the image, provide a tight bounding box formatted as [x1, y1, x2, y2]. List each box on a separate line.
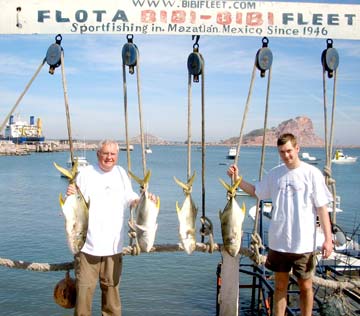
[0, 0, 359, 146]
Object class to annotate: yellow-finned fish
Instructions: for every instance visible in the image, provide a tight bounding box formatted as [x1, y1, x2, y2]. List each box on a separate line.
[128, 170, 160, 253]
[174, 172, 198, 255]
[54, 160, 90, 255]
[219, 177, 246, 257]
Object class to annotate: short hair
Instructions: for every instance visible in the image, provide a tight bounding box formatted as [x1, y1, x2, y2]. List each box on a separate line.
[277, 133, 297, 147]
[97, 140, 119, 152]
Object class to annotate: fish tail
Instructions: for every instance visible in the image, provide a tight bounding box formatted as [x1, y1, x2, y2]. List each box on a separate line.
[53, 161, 79, 183]
[129, 170, 152, 188]
[174, 176, 188, 191]
[174, 172, 196, 194]
[219, 177, 243, 196]
[54, 162, 73, 180]
[219, 178, 232, 192]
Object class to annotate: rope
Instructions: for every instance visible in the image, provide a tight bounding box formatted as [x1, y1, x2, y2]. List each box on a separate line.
[60, 49, 75, 164]
[187, 37, 207, 243]
[321, 41, 339, 224]
[135, 49, 147, 177]
[122, 62, 132, 172]
[187, 72, 192, 180]
[252, 65, 272, 239]
[250, 46, 273, 265]
[233, 62, 257, 167]
[1, 247, 358, 292]
[0, 257, 74, 272]
[2, 248, 358, 292]
[200, 54, 206, 244]
[312, 275, 360, 290]
[0, 58, 46, 134]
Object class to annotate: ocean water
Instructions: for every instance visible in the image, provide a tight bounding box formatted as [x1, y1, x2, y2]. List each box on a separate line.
[0, 145, 359, 315]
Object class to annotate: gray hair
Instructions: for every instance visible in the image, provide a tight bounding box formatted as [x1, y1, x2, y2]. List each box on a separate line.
[97, 140, 119, 152]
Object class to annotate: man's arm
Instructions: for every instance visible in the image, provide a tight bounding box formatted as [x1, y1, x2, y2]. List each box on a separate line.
[317, 205, 333, 259]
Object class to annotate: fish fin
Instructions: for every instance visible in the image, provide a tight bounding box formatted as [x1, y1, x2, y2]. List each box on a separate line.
[175, 201, 181, 213]
[156, 196, 160, 209]
[59, 193, 65, 207]
[219, 209, 223, 219]
[241, 202, 246, 215]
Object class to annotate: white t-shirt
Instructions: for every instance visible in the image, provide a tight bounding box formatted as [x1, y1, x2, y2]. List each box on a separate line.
[255, 162, 332, 254]
[76, 164, 138, 256]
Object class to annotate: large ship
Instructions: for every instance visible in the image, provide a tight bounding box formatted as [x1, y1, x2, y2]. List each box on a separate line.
[0, 115, 45, 144]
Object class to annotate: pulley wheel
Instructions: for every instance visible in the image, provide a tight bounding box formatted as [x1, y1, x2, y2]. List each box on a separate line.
[122, 43, 138, 67]
[256, 47, 273, 72]
[46, 43, 62, 68]
[187, 52, 203, 76]
[322, 47, 339, 71]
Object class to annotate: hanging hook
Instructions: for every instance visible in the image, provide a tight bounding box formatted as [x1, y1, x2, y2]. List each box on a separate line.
[16, 7, 22, 28]
[188, 35, 203, 82]
[255, 37, 273, 78]
[321, 39, 339, 79]
[192, 35, 200, 50]
[46, 34, 63, 75]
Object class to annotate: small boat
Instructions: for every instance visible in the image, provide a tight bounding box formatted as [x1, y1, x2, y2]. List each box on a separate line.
[119, 144, 134, 151]
[226, 146, 236, 159]
[235, 188, 249, 196]
[332, 149, 358, 164]
[60, 156, 89, 177]
[66, 156, 89, 170]
[301, 152, 320, 164]
[145, 146, 152, 154]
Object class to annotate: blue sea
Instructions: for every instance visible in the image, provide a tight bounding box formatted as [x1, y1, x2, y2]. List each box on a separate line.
[0, 145, 359, 315]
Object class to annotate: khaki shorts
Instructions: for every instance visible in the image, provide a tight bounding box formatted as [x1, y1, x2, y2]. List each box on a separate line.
[265, 249, 315, 279]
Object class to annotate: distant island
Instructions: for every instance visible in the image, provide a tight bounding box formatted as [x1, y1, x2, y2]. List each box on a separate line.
[129, 116, 325, 148]
[220, 116, 324, 147]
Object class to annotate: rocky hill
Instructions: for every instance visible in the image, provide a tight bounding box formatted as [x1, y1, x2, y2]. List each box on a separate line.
[129, 133, 169, 145]
[222, 116, 324, 147]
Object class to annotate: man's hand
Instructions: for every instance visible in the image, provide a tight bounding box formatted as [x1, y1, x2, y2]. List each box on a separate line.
[66, 183, 77, 196]
[322, 240, 333, 259]
[227, 164, 239, 181]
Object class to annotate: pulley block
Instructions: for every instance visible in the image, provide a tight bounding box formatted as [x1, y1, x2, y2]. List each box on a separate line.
[46, 34, 63, 75]
[187, 51, 203, 83]
[321, 39, 339, 79]
[256, 37, 273, 78]
[122, 34, 138, 75]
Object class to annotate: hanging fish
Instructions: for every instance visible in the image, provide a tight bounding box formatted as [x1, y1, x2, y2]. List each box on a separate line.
[128, 170, 160, 253]
[218, 177, 246, 257]
[174, 172, 198, 255]
[54, 161, 90, 255]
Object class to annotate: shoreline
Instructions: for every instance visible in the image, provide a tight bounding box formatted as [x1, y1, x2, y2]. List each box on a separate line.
[0, 140, 359, 156]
